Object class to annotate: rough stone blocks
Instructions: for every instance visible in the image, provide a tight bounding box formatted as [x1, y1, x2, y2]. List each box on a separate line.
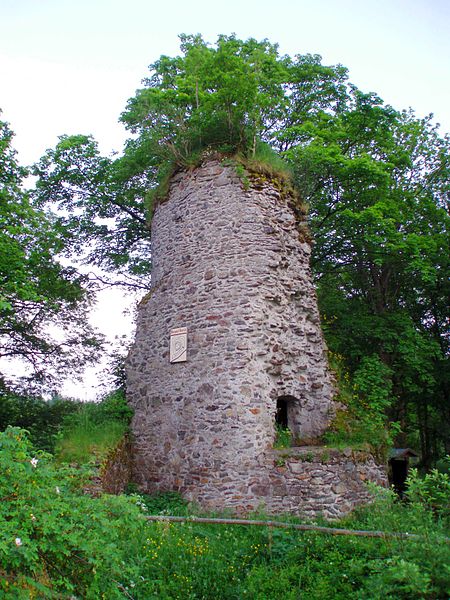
[126, 160, 387, 517]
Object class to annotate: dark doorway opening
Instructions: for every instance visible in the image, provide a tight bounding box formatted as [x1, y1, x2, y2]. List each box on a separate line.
[388, 449, 419, 498]
[390, 459, 408, 497]
[275, 397, 289, 429]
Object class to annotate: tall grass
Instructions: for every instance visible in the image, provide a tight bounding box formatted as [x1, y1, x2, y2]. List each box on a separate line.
[55, 390, 132, 464]
[55, 418, 127, 463]
[133, 486, 450, 599]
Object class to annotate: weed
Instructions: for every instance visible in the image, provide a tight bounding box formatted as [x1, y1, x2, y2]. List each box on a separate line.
[140, 491, 190, 516]
[320, 450, 331, 463]
[273, 424, 292, 449]
[302, 451, 315, 462]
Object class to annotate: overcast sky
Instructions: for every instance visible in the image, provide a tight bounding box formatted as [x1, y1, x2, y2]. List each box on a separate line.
[1, 0, 449, 398]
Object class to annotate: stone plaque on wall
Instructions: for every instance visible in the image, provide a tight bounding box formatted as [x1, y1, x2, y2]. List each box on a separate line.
[170, 327, 187, 363]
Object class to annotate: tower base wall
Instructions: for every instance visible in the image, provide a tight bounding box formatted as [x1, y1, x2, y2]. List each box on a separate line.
[132, 444, 387, 519]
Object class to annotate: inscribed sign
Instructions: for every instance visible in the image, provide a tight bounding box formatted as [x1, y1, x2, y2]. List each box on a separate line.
[170, 327, 187, 363]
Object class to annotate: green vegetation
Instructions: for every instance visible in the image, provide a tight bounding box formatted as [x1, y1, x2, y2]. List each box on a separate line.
[32, 35, 347, 277]
[0, 384, 81, 453]
[0, 428, 145, 598]
[301, 102, 450, 469]
[28, 34, 449, 467]
[55, 390, 133, 464]
[0, 383, 132, 462]
[1, 33, 449, 596]
[273, 424, 293, 449]
[1, 428, 449, 599]
[0, 117, 101, 390]
[324, 352, 400, 459]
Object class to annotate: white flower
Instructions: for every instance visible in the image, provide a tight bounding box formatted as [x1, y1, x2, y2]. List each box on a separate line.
[15, 537, 22, 546]
[55, 486, 60, 494]
[30, 513, 36, 521]
[30, 457, 38, 468]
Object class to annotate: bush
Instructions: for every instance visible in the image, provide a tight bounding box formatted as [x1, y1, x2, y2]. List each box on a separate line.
[340, 484, 450, 599]
[138, 490, 190, 515]
[0, 384, 80, 452]
[60, 389, 133, 429]
[406, 461, 450, 521]
[324, 353, 400, 458]
[0, 427, 148, 598]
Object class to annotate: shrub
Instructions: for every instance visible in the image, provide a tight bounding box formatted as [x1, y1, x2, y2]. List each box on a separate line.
[324, 353, 400, 458]
[0, 427, 148, 598]
[0, 384, 80, 452]
[138, 490, 190, 515]
[406, 461, 450, 521]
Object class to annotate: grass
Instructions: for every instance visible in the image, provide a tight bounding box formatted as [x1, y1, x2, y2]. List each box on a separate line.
[54, 389, 132, 464]
[131, 487, 450, 599]
[147, 142, 307, 226]
[55, 418, 127, 464]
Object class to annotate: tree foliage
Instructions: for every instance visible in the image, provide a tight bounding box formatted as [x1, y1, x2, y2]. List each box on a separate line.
[33, 135, 151, 283]
[0, 117, 102, 389]
[31, 35, 450, 466]
[32, 35, 348, 277]
[289, 92, 450, 464]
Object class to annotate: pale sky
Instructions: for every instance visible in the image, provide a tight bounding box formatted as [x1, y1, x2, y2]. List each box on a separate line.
[1, 0, 449, 398]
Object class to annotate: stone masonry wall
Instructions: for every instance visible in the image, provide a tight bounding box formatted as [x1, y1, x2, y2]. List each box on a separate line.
[265, 447, 387, 519]
[126, 159, 386, 517]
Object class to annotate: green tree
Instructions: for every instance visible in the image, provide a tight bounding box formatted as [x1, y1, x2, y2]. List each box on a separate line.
[0, 116, 102, 390]
[33, 35, 348, 281]
[121, 35, 290, 161]
[33, 134, 151, 285]
[288, 93, 450, 465]
[32, 35, 449, 466]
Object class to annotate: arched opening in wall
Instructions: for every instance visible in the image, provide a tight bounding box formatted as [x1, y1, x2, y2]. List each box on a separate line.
[275, 396, 297, 431]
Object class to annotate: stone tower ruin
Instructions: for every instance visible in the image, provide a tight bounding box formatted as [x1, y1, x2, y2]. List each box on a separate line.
[126, 159, 387, 518]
